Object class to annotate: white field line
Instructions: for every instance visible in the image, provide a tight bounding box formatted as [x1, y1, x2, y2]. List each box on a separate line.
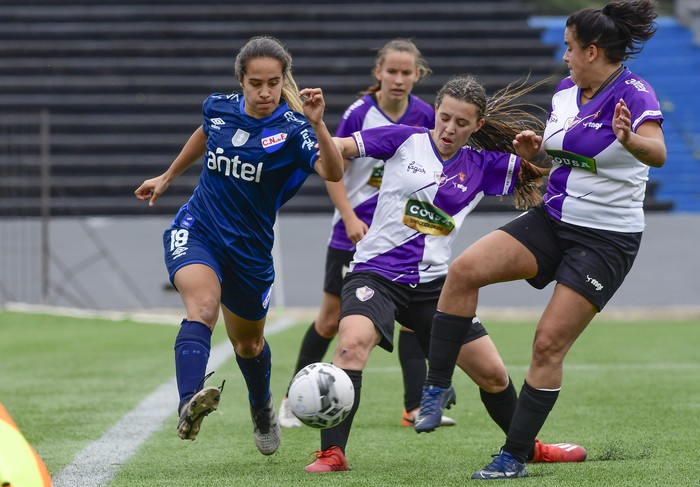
[52, 315, 297, 487]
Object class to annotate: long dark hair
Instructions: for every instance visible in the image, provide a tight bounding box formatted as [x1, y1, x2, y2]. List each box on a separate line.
[566, 0, 658, 62]
[435, 75, 548, 209]
[234, 36, 303, 112]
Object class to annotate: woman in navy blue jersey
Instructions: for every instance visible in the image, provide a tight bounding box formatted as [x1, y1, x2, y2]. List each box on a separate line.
[134, 35, 343, 456]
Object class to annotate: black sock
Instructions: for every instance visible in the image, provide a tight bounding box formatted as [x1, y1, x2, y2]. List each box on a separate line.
[425, 312, 474, 388]
[320, 369, 362, 452]
[398, 329, 426, 412]
[287, 322, 333, 395]
[503, 381, 559, 463]
[480, 377, 517, 435]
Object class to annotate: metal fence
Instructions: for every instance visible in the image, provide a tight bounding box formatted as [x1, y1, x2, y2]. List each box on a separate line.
[0, 111, 50, 305]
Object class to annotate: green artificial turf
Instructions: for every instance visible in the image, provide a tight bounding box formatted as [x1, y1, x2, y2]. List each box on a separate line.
[1, 310, 698, 486]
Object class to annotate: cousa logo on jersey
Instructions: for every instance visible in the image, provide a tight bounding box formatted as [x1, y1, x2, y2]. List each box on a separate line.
[260, 128, 288, 153]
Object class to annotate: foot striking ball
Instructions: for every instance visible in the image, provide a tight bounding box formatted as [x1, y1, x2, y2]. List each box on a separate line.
[288, 362, 354, 429]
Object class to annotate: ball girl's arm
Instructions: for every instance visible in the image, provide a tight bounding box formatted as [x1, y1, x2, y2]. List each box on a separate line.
[134, 126, 207, 207]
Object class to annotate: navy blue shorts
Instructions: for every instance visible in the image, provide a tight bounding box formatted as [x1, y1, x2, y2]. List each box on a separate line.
[339, 271, 488, 353]
[499, 204, 642, 311]
[163, 208, 274, 321]
[323, 246, 355, 296]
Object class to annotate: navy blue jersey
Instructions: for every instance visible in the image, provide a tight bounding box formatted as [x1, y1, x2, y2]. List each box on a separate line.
[183, 93, 319, 271]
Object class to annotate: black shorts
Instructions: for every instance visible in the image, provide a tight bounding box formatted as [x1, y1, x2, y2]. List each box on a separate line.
[323, 247, 355, 296]
[339, 271, 487, 353]
[499, 204, 642, 311]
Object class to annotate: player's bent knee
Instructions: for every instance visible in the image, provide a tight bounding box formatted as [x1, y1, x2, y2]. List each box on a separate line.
[315, 318, 340, 338]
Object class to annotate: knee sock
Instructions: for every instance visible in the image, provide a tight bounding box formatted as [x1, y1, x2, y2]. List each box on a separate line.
[320, 369, 362, 453]
[398, 329, 426, 411]
[426, 312, 474, 388]
[174, 320, 212, 411]
[479, 377, 517, 435]
[236, 340, 272, 409]
[287, 322, 333, 395]
[503, 381, 559, 463]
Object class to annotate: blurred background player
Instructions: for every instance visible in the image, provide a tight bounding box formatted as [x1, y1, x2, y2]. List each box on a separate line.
[134, 36, 343, 456]
[415, 0, 666, 480]
[304, 74, 583, 473]
[278, 38, 455, 429]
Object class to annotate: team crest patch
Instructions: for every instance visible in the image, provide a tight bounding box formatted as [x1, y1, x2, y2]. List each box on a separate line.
[261, 128, 288, 153]
[231, 129, 250, 147]
[434, 171, 447, 187]
[355, 286, 375, 302]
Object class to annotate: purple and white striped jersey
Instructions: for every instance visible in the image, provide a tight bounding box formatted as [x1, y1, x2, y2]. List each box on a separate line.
[542, 68, 663, 232]
[349, 125, 521, 284]
[328, 94, 434, 251]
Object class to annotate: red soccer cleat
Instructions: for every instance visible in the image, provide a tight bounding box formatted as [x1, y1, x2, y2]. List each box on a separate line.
[531, 439, 587, 463]
[304, 446, 349, 472]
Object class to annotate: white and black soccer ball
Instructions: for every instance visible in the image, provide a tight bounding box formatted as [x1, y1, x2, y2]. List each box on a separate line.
[288, 362, 354, 429]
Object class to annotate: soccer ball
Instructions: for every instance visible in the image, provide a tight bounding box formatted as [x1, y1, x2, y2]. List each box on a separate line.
[288, 362, 354, 429]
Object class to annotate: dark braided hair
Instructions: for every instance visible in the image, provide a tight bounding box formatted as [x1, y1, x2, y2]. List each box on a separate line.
[435, 75, 548, 209]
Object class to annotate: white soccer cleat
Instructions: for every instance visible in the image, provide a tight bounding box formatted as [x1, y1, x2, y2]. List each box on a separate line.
[278, 396, 303, 428]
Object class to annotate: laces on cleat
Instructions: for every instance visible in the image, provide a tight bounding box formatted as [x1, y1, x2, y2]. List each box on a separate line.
[471, 450, 528, 480]
[305, 446, 348, 473]
[414, 385, 456, 433]
[177, 371, 224, 441]
[251, 396, 280, 455]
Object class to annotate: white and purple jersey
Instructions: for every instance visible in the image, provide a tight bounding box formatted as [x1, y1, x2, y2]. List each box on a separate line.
[182, 93, 318, 272]
[349, 125, 521, 284]
[328, 94, 434, 251]
[542, 68, 663, 232]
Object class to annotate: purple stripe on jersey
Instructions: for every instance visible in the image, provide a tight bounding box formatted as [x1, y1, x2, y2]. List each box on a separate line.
[544, 166, 571, 218]
[432, 150, 519, 215]
[336, 97, 372, 137]
[352, 233, 426, 284]
[359, 125, 428, 161]
[561, 99, 617, 157]
[329, 195, 378, 251]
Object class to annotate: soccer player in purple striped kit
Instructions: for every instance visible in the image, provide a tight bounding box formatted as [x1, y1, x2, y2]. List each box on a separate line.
[416, 0, 667, 480]
[278, 38, 457, 430]
[304, 74, 585, 473]
[134, 36, 343, 456]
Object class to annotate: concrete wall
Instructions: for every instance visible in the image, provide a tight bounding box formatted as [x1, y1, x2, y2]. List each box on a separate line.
[3, 213, 697, 319]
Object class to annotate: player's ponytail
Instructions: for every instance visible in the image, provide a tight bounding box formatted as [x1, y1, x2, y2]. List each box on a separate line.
[234, 36, 304, 113]
[566, 0, 658, 62]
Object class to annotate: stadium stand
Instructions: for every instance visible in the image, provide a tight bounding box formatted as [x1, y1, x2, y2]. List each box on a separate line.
[0, 0, 676, 216]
